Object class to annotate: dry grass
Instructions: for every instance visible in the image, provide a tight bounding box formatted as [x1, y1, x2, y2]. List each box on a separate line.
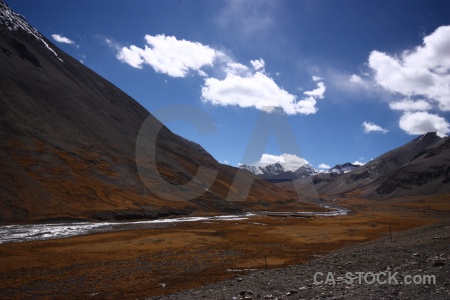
[1, 193, 448, 299]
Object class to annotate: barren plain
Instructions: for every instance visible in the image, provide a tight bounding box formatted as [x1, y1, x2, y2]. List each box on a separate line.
[0, 193, 448, 299]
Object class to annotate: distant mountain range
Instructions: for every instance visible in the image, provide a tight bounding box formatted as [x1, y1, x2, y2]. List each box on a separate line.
[312, 132, 450, 198]
[242, 131, 450, 199]
[239, 162, 360, 181]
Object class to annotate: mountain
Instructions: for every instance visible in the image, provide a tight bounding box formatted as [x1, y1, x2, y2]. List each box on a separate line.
[240, 161, 361, 181]
[316, 132, 450, 198]
[239, 164, 263, 175]
[0, 2, 318, 223]
[322, 162, 360, 174]
[295, 164, 319, 177]
[240, 163, 318, 181]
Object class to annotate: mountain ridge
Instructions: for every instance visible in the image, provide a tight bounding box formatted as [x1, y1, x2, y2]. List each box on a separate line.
[314, 132, 450, 198]
[0, 2, 319, 223]
[240, 161, 360, 181]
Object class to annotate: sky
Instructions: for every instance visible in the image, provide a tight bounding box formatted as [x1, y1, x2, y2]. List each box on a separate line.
[6, 0, 450, 171]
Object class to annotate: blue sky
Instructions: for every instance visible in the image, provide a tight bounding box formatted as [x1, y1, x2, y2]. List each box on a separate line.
[7, 0, 450, 170]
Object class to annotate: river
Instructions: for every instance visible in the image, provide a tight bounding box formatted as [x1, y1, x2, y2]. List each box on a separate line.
[0, 205, 349, 244]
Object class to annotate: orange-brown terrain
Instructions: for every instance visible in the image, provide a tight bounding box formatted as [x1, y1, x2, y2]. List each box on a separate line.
[0, 1, 318, 224]
[1, 193, 448, 299]
[1, 3, 449, 299]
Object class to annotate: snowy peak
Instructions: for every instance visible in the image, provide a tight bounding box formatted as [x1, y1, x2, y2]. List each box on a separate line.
[415, 132, 442, 144]
[261, 162, 285, 176]
[239, 162, 318, 180]
[294, 164, 318, 177]
[239, 164, 263, 175]
[0, 2, 63, 62]
[240, 160, 359, 179]
[324, 162, 360, 174]
[239, 162, 287, 176]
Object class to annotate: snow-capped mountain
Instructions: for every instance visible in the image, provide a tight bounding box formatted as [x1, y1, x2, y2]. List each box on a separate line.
[240, 162, 287, 177]
[0, 2, 63, 62]
[240, 161, 360, 180]
[239, 164, 263, 175]
[323, 163, 360, 174]
[240, 162, 318, 180]
[295, 164, 319, 177]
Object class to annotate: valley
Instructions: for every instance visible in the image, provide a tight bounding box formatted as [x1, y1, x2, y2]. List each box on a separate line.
[1, 2, 449, 299]
[0, 193, 448, 299]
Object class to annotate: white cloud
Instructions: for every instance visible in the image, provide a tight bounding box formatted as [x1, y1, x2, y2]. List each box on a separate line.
[368, 25, 450, 111]
[303, 81, 326, 99]
[318, 163, 330, 169]
[117, 34, 217, 77]
[197, 69, 208, 77]
[349, 74, 364, 84]
[115, 34, 326, 115]
[362, 121, 389, 134]
[259, 153, 284, 165]
[250, 58, 265, 70]
[224, 61, 250, 76]
[399, 111, 449, 137]
[201, 71, 326, 115]
[257, 153, 308, 171]
[389, 99, 432, 111]
[312, 75, 323, 82]
[52, 34, 77, 47]
[353, 160, 365, 166]
[117, 45, 144, 69]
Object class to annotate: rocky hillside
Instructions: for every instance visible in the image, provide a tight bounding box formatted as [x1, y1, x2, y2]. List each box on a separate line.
[0, 2, 316, 223]
[316, 132, 450, 198]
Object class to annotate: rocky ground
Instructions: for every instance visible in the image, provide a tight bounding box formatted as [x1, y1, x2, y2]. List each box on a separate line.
[148, 219, 450, 300]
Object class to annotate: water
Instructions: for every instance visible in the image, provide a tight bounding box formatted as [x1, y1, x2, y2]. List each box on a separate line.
[0, 206, 349, 244]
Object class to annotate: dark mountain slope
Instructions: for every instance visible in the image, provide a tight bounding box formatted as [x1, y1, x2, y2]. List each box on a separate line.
[0, 2, 315, 223]
[316, 132, 450, 198]
[374, 136, 450, 197]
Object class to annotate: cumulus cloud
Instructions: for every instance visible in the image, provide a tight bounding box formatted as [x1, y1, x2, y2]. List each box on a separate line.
[225, 61, 250, 76]
[368, 25, 450, 111]
[399, 111, 449, 137]
[362, 121, 389, 134]
[250, 58, 265, 70]
[257, 153, 308, 171]
[303, 81, 326, 99]
[312, 75, 323, 82]
[366, 25, 450, 137]
[52, 34, 78, 47]
[318, 163, 330, 169]
[116, 34, 217, 77]
[353, 160, 365, 166]
[115, 34, 326, 115]
[201, 73, 326, 115]
[389, 99, 432, 111]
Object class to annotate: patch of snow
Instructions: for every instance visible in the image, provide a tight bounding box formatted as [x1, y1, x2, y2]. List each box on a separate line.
[0, 2, 63, 62]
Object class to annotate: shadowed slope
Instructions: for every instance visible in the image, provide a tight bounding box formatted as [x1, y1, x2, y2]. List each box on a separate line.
[0, 2, 317, 223]
[316, 132, 450, 198]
